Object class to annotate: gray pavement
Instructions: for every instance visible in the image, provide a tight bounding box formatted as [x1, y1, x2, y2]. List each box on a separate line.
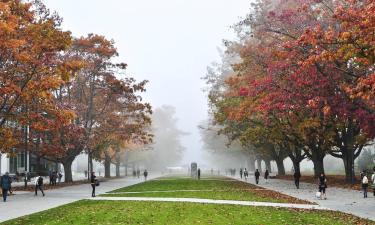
[0, 176, 156, 223]
[236, 176, 375, 221]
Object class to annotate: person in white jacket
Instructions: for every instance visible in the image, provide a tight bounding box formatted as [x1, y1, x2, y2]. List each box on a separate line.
[362, 174, 369, 198]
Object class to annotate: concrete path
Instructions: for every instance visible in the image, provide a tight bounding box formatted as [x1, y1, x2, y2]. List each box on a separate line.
[88, 196, 329, 210]
[235, 176, 375, 221]
[0, 176, 158, 223]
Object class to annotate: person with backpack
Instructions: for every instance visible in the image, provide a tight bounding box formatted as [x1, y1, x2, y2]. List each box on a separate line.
[143, 170, 148, 181]
[318, 173, 327, 200]
[243, 168, 248, 181]
[293, 170, 301, 189]
[264, 169, 269, 183]
[0, 172, 12, 202]
[34, 174, 45, 197]
[90, 172, 97, 197]
[254, 169, 260, 184]
[362, 173, 369, 198]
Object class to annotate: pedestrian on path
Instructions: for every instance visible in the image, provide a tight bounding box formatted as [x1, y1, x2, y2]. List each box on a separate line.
[244, 168, 249, 181]
[34, 174, 45, 197]
[254, 169, 260, 184]
[90, 172, 97, 197]
[362, 173, 369, 198]
[239, 168, 243, 179]
[143, 170, 148, 181]
[371, 169, 375, 197]
[198, 168, 201, 180]
[0, 172, 11, 202]
[58, 172, 63, 184]
[293, 170, 301, 189]
[264, 170, 269, 183]
[318, 173, 327, 200]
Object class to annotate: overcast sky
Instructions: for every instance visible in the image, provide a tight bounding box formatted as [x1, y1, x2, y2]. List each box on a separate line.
[44, 0, 251, 164]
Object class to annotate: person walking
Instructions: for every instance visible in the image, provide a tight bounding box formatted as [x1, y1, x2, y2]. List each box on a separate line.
[239, 168, 243, 179]
[143, 170, 148, 181]
[197, 168, 201, 180]
[243, 168, 248, 181]
[49, 170, 53, 185]
[90, 172, 97, 197]
[372, 169, 375, 197]
[34, 174, 45, 197]
[58, 172, 63, 184]
[264, 169, 269, 183]
[362, 173, 369, 198]
[0, 172, 12, 202]
[255, 169, 260, 184]
[293, 170, 301, 189]
[318, 173, 327, 200]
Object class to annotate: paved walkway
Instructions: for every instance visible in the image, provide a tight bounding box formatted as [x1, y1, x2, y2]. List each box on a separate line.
[235, 176, 375, 221]
[89, 196, 329, 210]
[0, 176, 157, 223]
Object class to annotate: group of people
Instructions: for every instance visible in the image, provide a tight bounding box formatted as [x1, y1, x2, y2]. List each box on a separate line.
[132, 169, 141, 178]
[227, 168, 237, 176]
[239, 168, 269, 184]
[49, 171, 63, 185]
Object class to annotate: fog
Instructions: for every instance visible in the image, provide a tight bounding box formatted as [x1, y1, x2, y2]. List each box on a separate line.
[44, 0, 252, 169]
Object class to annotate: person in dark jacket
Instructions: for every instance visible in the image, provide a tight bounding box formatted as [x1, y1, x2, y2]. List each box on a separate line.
[90, 172, 96, 197]
[143, 170, 148, 181]
[0, 172, 12, 202]
[197, 168, 201, 180]
[254, 169, 260, 184]
[264, 170, 269, 183]
[294, 170, 301, 189]
[34, 174, 45, 197]
[318, 173, 327, 200]
[239, 168, 243, 179]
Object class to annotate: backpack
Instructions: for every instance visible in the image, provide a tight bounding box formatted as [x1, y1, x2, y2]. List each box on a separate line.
[38, 176, 44, 186]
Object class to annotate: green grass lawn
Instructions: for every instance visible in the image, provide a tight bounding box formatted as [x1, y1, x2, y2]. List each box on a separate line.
[3, 200, 373, 225]
[102, 190, 282, 202]
[109, 177, 241, 192]
[105, 176, 308, 204]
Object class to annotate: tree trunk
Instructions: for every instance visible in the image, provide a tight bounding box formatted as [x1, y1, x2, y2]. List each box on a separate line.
[343, 152, 356, 183]
[265, 159, 272, 173]
[125, 164, 128, 176]
[312, 157, 325, 177]
[256, 159, 263, 174]
[104, 154, 111, 178]
[275, 158, 285, 175]
[62, 159, 74, 183]
[248, 154, 256, 172]
[292, 160, 301, 175]
[116, 160, 120, 178]
[36, 155, 42, 174]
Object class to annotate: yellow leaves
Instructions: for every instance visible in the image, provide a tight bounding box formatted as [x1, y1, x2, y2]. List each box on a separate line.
[340, 32, 351, 41]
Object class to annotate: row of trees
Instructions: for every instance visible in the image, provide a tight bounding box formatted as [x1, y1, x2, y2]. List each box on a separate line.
[204, 0, 375, 183]
[0, 0, 152, 182]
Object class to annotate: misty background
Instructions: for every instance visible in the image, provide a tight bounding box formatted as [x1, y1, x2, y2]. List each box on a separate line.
[43, 0, 251, 167]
